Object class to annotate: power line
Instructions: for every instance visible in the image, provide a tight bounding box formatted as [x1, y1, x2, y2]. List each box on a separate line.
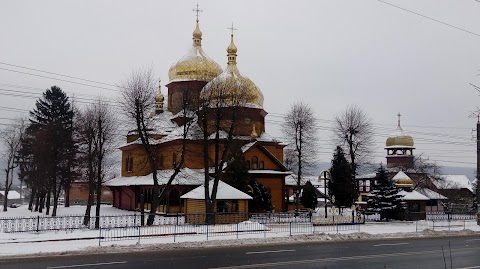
[376, 0, 480, 38]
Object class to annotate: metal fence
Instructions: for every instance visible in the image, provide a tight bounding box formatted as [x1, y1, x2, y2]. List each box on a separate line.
[0, 213, 184, 233]
[98, 221, 362, 244]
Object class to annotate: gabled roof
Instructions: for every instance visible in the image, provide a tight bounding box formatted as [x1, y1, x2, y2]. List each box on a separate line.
[415, 187, 448, 200]
[0, 190, 21, 199]
[180, 180, 252, 200]
[433, 175, 474, 192]
[241, 141, 287, 172]
[105, 168, 207, 187]
[398, 190, 430, 201]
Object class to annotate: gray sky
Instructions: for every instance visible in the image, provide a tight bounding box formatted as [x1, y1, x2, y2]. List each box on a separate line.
[1, 0, 480, 169]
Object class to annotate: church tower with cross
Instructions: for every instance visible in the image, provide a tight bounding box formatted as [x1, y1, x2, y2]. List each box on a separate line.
[166, 4, 222, 114]
[385, 113, 415, 169]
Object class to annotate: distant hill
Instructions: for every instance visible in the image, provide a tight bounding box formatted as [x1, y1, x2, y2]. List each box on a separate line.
[308, 162, 476, 182]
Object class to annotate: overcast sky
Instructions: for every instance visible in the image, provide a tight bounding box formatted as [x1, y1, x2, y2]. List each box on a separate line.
[1, 0, 480, 170]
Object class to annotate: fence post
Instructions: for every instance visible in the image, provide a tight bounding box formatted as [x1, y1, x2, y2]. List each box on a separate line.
[464, 219, 466, 230]
[336, 224, 338, 234]
[415, 220, 418, 232]
[236, 222, 239, 239]
[174, 222, 177, 243]
[98, 226, 101, 246]
[36, 216, 40, 233]
[432, 220, 435, 231]
[137, 226, 141, 244]
[206, 223, 209, 241]
[289, 222, 292, 236]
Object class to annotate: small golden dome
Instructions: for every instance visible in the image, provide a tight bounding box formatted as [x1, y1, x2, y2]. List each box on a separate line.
[386, 113, 414, 147]
[227, 34, 237, 54]
[200, 34, 264, 108]
[168, 20, 222, 83]
[193, 20, 202, 39]
[392, 171, 414, 187]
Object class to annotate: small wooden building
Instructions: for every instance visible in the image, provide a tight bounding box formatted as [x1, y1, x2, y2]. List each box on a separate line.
[180, 180, 252, 224]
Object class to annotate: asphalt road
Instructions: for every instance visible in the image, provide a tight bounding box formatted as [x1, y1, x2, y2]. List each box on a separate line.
[1, 235, 480, 269]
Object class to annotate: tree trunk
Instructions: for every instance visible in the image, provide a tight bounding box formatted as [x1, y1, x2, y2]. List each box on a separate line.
[45, 191, 51, 215]
[83, 186, 93, 226]
[28, 188, 35, 211]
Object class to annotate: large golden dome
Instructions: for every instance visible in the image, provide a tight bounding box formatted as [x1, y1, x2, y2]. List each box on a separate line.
[200, 34, 264, 108]
[386, 114, 414, 147]
[168, 20, 222, 83]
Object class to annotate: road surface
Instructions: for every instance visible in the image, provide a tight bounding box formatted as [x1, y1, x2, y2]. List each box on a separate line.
[1, 235, 479, 269]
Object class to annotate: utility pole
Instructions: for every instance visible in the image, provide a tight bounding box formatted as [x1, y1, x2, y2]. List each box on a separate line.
[477, 119, 480, 225]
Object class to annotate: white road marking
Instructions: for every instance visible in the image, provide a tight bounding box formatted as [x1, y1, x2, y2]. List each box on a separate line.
[246, 249, 296, 255]
[373, 243, 409, 247]
[210, 246, 480, 269]
[456, 266, 480, 269]
[47, 261, 127, 269]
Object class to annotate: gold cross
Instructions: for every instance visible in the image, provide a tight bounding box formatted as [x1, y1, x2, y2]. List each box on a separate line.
[193, 3, 202, 21]
[227, 22, 238, 35]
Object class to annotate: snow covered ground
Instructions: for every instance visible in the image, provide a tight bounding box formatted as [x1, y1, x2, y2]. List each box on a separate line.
[1, 205, 479, 258]
[0, 204, 130, 218]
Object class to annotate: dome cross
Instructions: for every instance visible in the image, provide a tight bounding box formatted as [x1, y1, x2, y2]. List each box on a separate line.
[228, 22, 238, 36]
[193, 3, 203, 21]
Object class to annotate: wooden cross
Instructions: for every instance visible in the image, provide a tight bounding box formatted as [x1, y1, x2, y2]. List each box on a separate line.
[228, 22, 238, 35]
[193, 3, 202, 21]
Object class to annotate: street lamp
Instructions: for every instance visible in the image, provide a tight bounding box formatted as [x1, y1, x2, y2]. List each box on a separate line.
[319, 170, 331, 218]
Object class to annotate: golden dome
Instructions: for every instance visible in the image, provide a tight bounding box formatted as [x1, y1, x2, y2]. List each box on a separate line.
[392, 171, 414, 187]
[168, 20, 222, 83]
[200, 34, 264, 108]
[386, 113, 414, 147]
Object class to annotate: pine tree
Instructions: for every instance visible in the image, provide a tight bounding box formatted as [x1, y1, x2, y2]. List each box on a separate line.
[328, 146, 355, 208]
[301, 181, 318, 210]
[224, 150, 272, 212]
[366, 165, 404, 221]
[29, 86, 75, 216]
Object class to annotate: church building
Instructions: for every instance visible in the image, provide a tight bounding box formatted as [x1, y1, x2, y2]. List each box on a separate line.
[106, 15, 289, 214]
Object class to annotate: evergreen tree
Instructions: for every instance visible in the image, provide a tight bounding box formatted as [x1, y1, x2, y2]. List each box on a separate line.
[29, 86, 75, 216]
[366, 165, 404, 221]
[224, 150, 272, 212]
[248, 178, 272, 212]
[328, 146, 355, 208]
[301, 181, 317, 210]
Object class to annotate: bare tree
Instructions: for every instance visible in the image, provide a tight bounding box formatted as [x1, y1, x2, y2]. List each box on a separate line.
[1, 119, 26, 211]
[282, 102, 318, 212]
[120, 68, 192, 225]
[199, 76, 251, 220]
[333, 105, 373, 198]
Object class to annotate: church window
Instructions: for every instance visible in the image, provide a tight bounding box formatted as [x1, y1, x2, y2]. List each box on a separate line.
[126, 154, 133, 172]
[366, 180, 370, 191]
[252, 156, 258, 169]
[172, 153, 177, 168]
[259, 161, 264, 169]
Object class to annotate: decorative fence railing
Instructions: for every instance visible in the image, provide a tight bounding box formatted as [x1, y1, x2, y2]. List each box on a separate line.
[99, 221, 362, 244]
[425, 212, 477, 221]
[0, 213, 185, 233]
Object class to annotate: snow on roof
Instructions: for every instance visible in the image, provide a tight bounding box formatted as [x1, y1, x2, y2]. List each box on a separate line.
[433, 175, 474, 192]
[357, 173, 377, 179]
[415, 187, 448, 200]
[248, 170, 291, 175]
[180, 180, 252, 200]
[0, 190, 21, 199]
[285, 174, 325, 187]
[392, 171, 411, 181]
[105, 168, 207, 187]
[398, 190, 430, 201]
[241, 141, 256, 153]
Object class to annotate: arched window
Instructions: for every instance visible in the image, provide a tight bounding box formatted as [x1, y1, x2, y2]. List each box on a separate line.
[126, 154, 133, 172]
[259, 161, 264, 169]
[172, 153, 177, 168]
[251, 156, 258, 170]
